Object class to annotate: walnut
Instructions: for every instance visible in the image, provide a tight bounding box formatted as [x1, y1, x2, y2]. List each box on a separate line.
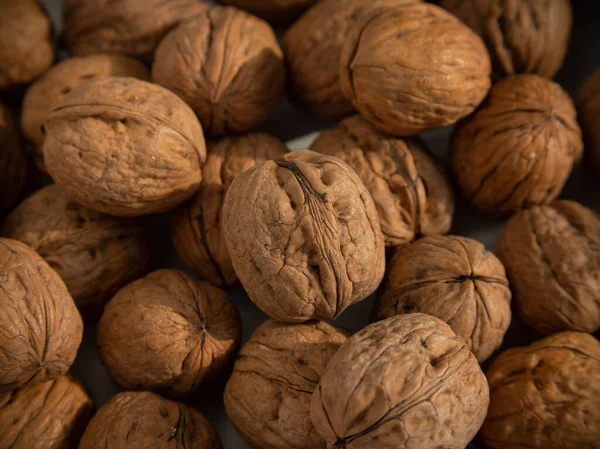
[0, 104, 28, 216]
[0, 238, 83, 394]
[496, 200, 600, 335]
[0, 374, 94, 449]
[2, 184, 151, 319]
[310, 314, 489, 449]
[339, 2, 491, 136]
[311, 115, 454, 246]
[219, 0, 318, 22]
[451, 74, 583, 214]
[222, 150, 385, 323]
[152, 7, 286, 136]
[224, 320, 349, 449]
[480, 331, 600, 449]
[579, 67, 600, 173]
[42, 76, 206, 217]
[173, 133, 288, 287]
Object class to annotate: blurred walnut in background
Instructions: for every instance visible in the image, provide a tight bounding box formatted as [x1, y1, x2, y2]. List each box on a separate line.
[579, 67, 600, 173]
[220, 0, 318, 22]
[0, 104, 28, 216]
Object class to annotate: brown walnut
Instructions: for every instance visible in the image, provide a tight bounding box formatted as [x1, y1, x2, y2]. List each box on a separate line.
[0, 104, 28, 216]
[579, 67, 600, 173]
[219, 0, 318, 22]
[222, 150, 385, 323]
[43, 76, 206, 217]
[224, 320, 349, 449]
[451, 74, 583, 214]
[173, 133, 288, 287]
[311, 115, 454, 246]
[310, 314, 489, 449]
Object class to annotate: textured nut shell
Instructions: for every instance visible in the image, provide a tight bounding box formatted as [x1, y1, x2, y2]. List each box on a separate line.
[220, 0, 317, 22]
[2, 184, 151, 319]
[496, 200, 600, 335]
[0, 238, 83, 393]
[579, 67, 600, 173]
[43, 76, 206, 217]
[222, 150, 385, 323]
[0, 374, 94, 449]
[224, 320, 349, 449]
[0, 104, 28, 216]
[173, 133, 288, 287]
[451, 74, 583, 214]
[339, 3, 491, 136]
[480, 332, 600, 449]
[310, 314, 489, 449]
[311, 115, 454, 246]
[98, 269, 241, 398]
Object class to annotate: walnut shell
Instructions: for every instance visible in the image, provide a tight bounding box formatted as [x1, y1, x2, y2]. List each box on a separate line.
[2, 184, 151, 319]
[339, 3, 491, 136]
[311, 115, 454, 246]
[222, 150, 385, 323]
[43, 76, 206, 217]
[310, 314, 489, 449]
[451, 74, 583, 214]
[0, 373, 94, 449]
[0, 104, 28, 216]
[496, 200, 600, 335]
[173, 133, 288, 287]
[224, 320, 349, 449]
[579, 67, 600, 173]
[480, 332, 600, 449]
[0, 238, 83, 394]
[219, 0, 317, 22]
[152, 7, 286, 136]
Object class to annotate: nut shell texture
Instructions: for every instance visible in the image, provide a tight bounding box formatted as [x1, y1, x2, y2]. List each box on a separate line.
[220, 0, 317, 22]
[579, 67, 600, 173]
[0, 104, 28, 216]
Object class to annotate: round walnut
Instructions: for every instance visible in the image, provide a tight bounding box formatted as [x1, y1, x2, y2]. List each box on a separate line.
[0, 374, 94, 449]
[152, 7, 286, 136]
[43, 76, 206, 217]
[2, 184, 151, 319]
[451, 74, 583, 214]
[579, 67, 600, 173]
[0, 238, 83, 394]
[497, 200, 600, 335]
[222, 150, 385, 323]
[0, 104, 28, 216]
[311, 314, 489, 449]
[173, 133, 288, 287]
[98, 269, 242, 398]
[480, 332, 600, 449]
[311, 115, 454, 246]
[220, 0, 317, 22]
[224, 320, 349, 449]
[339, 2, 491, 136]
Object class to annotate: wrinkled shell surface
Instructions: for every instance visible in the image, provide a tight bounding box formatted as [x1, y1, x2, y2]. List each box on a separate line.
[0, 238, 83, 394]
[220, 0, 317, 22]
[311, 115, 454, 246]
[223, 150, 385, 323]
[152, 7, 286, 136]
[339, 3, 491, 136]
[451, 74, 583, 214]
[497, 200, 600, 335]
[0, 104, 28, 216]
[224, 320, 349, 449]
[311, 314, 489, 449]
[579, 67, 600, 173]
[173, 133, 288, 287]
[480, 332, 600, 449]
[43, 76, 206, 217]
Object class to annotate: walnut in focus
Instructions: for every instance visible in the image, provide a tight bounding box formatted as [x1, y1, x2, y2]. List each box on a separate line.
[311, 314, 489, 449]
[43, 77, 206, 217]
[152, 7, 285, 136]
[222, 150, 385, 323]
[220, 0, 318, 22]
[224, 320, 349, 449]
[579, 67, 600, 173]
[451, 74, 583, 214]
[173, 133, 288, 287]
[0, 104, 28, 216]
[311, 115, 454, 246]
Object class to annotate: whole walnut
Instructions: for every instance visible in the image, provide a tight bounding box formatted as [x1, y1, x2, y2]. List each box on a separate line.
[98, 269, 242, 398]
[173, 133, 288, 287]
[219, 0, 318, 22]
[0, 104, 28, 216]
[579, 67, 600, 173]
[152, 7, 286, 136]
[43, 76, 206, 217]
[480, 332, 600, 449]
[78, 391, 222, 449]
[311, 115, 454, 246]
[372, 235, 512, 362]
[311, 314, 489, 449]
[222, 150, 385, 323]
[2, 184, 151, 319]
[496, 200, 600, 335]
[339, 2, 491, 136]
[451, 74, 583, 214]
[0, 374, 94, 449]
[0, 238, 83, 394]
